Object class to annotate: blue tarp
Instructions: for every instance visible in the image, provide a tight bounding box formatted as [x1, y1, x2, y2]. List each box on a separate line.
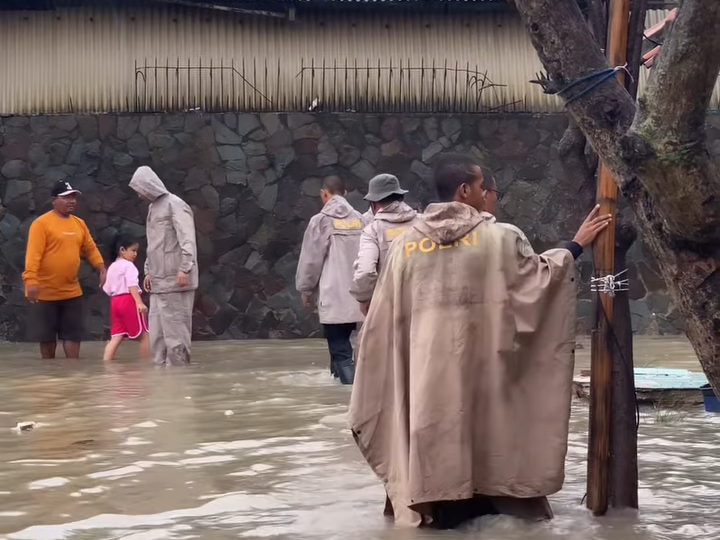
[633, 368, 709, 390]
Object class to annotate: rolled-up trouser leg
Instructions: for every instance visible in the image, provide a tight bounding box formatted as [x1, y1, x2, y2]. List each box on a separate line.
[149, 294, 167, 365]
[152, 291, 194, 366]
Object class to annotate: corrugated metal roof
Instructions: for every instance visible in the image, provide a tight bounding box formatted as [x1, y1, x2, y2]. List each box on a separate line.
[2, 6, 707, 114]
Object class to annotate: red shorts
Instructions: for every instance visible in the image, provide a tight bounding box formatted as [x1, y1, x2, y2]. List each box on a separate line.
[111, 294, 148, 339]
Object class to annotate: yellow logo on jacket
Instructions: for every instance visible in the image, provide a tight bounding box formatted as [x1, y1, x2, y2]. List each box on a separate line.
[333, 219, 363, 230]
[384, 228, 408, 242]
[404, 231, 479, 257]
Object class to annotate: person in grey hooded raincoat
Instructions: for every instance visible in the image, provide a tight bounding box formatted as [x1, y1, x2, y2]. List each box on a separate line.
[296, 175, 364, 385]
[350, 174, 418, 315]
[129, 166, 198, 366]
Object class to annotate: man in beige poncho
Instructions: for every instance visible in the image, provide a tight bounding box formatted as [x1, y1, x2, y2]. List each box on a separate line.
[349, 154, 610, 528]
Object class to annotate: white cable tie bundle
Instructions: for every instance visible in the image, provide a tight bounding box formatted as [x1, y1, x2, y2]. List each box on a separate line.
[590, 268, 629, 297]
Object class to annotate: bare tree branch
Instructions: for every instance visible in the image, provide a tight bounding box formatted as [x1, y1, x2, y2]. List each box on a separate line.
[624, 0, 720, 244]
[558, 119, 597, 208]
[636, 0, 720, 143]
[511, 0, 636, 174]
[512, 0, 720, 397]
[513, 0, 720, 243]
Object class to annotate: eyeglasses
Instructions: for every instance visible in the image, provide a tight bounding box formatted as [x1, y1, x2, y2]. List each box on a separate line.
[485, 189, 504, 202]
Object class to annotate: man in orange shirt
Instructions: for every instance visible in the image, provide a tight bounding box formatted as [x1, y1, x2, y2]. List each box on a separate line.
[23, 180, 107, 359]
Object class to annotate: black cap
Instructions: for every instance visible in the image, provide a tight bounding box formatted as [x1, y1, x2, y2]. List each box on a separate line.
[51, 180, 82, 198]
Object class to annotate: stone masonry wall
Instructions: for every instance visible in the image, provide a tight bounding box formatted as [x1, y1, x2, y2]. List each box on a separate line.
[0, 112, 699, 341]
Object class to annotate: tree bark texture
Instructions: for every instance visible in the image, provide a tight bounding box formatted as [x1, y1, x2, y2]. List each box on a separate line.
[512, 0, 720, 395]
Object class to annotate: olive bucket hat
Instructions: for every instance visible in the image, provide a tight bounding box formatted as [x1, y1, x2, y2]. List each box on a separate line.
[364, 174, 408, 202]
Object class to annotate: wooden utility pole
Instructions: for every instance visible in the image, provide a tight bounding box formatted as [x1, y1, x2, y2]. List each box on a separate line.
[587, 0, 631, 516]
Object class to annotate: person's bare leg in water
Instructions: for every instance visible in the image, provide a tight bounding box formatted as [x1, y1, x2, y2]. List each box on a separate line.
[63, 341, 81, 359]
[39, 342, 57, 359]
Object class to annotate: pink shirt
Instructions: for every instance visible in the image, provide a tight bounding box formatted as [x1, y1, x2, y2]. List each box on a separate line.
[103, 258, 141, 297]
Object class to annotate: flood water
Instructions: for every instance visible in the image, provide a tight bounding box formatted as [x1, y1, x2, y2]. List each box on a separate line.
[0, 337, 718, 540]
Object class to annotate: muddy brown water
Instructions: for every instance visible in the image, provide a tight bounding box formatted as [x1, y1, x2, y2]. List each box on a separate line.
[0, 337, 718, 540]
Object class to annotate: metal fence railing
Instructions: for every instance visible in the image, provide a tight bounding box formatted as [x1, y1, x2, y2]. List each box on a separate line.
[133, 57, 526, 114]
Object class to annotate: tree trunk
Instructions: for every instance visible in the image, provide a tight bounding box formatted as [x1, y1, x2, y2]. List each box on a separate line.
[512, 0, 720, 395]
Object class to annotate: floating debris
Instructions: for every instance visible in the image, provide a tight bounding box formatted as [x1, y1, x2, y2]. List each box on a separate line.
[71, 439, 95, 446]
[224, 410, 234, 416]
[13, 421, 37, 434]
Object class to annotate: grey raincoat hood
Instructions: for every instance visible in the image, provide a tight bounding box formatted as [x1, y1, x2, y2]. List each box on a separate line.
[129, 166, 170, 202]
[374, 200, 416, 224]
[321, 195, 357, 220]
[414, 202, 495, 245]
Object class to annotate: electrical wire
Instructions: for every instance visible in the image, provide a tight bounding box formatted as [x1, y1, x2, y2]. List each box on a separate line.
[594, 283, 641, 432]
[643, 33, 663, 47]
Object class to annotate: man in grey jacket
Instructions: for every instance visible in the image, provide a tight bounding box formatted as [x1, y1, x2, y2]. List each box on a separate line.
[351, 174, 418, 315]
[296, 175, 364, 384]
[129, 166, 198, 366]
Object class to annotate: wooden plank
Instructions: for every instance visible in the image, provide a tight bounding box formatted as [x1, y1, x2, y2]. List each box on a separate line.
[587, 0, 632, 517]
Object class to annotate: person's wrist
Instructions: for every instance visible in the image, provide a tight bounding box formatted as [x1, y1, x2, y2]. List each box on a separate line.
[566, 240, 584, 260]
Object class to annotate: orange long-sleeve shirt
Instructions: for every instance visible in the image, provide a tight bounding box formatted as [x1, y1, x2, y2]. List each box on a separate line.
[23, 211, 105, 301]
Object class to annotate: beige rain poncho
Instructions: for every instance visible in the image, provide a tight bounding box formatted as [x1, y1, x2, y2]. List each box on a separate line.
[129, 166, 198, 366]
[349, 201, 577, 526]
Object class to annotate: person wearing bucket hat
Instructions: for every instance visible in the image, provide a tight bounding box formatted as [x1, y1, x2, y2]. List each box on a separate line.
[350, 174, 418, 314]
[23, 180, 106, 359]
[296, 175, 365, 385]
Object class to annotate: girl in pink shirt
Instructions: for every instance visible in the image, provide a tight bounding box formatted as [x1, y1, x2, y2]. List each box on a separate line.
[102, 235, 149, 361]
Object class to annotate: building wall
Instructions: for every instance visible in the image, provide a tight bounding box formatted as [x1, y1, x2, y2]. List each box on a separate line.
[2, 6, 712, 115]
[0, 111, 696, 342]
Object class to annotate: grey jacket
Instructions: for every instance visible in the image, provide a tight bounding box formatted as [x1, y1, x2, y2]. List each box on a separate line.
[362, 208, 374, 227]
[350, 201, 418, 302]
[129, 166, 199, 294]
[296, 195, 364, 324]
